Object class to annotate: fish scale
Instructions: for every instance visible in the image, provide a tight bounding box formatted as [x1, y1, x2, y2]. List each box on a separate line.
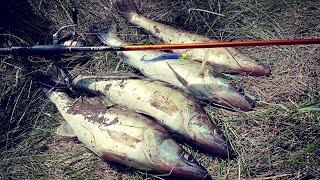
[45, 89, 209, 179]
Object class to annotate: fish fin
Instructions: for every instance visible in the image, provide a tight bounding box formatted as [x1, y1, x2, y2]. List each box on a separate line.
[166, 62, 188, 87]
[96, 23, 123, 46]
[221, 74, 237, 80]
[34, 71, 69, 90]
[56, 121, 76, 138]
[100, 95, 117, 108]
[196, 60, 207, 77]
[112, 0, 139, 19]
[118, 52, 135, 68]
[114, 58, 123, 73]
[225, 47, 242, 68]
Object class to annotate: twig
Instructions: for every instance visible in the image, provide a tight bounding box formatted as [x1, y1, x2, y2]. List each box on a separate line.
[189, 8, 225, 17]
[58, 0, 73, 23]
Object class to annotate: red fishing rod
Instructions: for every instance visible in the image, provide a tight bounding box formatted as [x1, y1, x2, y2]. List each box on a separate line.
[123, 38, 320, 51]
[1, 38, 320, 56]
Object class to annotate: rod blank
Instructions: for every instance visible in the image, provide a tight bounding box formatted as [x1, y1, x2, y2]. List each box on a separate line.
[1, 38, 320, 56]
[123, 38, 320, 51]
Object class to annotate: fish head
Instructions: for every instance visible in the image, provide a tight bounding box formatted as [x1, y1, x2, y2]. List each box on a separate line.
[112, 0, 139, 20]
[183, 107, 234, 158]
[217, 48, 270, 76]
[158, 139, 210, 179]
[214, 86, 255, 111]
[202, 75, 255, 111]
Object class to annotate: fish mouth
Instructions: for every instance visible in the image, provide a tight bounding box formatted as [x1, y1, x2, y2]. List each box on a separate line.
[193, 129, 234, 159]
[215, 89, 255, 111]
[236, 63, 271, 76]
[208, 135, 234, 159]
[170, 156, 211, 179]
[226, 49, 271, 76]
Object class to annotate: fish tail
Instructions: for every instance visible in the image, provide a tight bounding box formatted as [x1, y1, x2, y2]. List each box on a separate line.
[41, 86, 53, 98]
[96, 24, 123, 47]
[112, 0, 139, 19]
[33, 71, 68, 89]
[41, 85, 69, 104]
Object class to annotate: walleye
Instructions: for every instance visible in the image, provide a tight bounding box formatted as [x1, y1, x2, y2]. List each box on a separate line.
[98, 29, 255, 111]
[72, 75, 232, 157]
[112, 0, 270, 76]
[45, 88, 209, 179]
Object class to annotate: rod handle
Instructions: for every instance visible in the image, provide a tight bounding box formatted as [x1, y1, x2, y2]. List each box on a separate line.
[0, 46, 68, 56]
[0, 48, 12, 55]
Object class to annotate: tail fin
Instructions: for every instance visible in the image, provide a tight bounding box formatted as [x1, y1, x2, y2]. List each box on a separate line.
[111, 0, 138, 19]
[33, 71, 67, 89]
[33, 69, 74, 99]
[96, 24, 123, 46]
[36, 74, 68, 101]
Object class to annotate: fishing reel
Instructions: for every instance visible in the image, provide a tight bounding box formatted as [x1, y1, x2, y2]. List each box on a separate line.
[52, 5, 84, 48]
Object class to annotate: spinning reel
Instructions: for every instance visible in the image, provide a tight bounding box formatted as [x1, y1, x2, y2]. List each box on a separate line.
[53, 5, 84, 48]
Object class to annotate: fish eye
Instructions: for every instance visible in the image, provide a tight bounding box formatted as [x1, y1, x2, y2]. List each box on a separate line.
[238, 88, 245, 95]
[183, 153, 194, 162]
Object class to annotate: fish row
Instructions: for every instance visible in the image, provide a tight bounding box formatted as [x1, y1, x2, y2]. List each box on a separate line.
[45, 74, 232, 179]
[44, 0, 271, 178]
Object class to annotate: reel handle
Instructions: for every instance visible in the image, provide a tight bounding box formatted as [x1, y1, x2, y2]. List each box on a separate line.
[52, 4, 79, 45]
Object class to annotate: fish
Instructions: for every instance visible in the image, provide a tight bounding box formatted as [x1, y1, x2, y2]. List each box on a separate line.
[71, 74, 233, 158]
[112, 0, 270, 76]
[98, 28, 255, 111]
[44, 88, 210, 179]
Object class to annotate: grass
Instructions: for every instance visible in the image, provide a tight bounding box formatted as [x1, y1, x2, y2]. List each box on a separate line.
[0, 0, 319, 179]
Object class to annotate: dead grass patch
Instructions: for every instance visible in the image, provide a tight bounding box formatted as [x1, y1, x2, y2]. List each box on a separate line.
[0, 0, 319, 179]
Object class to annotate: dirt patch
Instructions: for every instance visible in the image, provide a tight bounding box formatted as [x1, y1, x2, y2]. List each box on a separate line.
[149, 90, 179, 115]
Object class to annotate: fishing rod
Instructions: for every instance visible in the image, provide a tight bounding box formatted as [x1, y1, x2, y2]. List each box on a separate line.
[1, 5, 320, 56]
[1, 38, 320, 56]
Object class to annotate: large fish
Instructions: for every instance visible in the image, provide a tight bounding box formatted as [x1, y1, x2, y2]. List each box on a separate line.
[71, 74, 233, 157]
[112, 0, 270, 76]
[98, 29, 255, 111]
[44, 88, 210, 179]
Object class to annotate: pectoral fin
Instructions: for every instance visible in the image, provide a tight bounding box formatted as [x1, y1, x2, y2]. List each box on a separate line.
[196, 60, 207, 77]
[56, 121, 76, 137]
[166, 62, 188, 87]
[100, 95, 116, 108]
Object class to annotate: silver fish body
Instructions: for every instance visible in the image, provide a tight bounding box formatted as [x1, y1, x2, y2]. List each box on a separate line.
[72, 75, 232, 157]
[45, 89, 209, 179]
[99, 31, 254, 111]
[113, 0, 270, 76]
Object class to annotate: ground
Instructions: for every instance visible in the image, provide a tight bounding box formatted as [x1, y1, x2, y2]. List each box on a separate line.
[0, 0, 319, 179]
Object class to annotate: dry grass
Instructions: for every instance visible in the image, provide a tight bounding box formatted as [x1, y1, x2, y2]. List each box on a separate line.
[0, 0, 319, 179]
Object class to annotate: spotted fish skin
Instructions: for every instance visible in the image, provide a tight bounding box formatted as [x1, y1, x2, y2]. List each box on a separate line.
[98, 30, 255, 111]
[72, 75, 232, 158]
[112, 0, 270, 76]
[44, 89, 209, 179]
